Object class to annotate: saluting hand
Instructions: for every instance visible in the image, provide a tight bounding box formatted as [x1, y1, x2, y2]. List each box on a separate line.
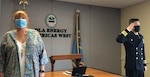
[127, 23, 135, 31]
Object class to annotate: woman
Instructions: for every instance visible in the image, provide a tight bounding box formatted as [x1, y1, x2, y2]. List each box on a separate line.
[0, 10, 48, 77]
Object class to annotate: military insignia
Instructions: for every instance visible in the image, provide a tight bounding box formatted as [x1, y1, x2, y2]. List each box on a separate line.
[45, 14, 57, 28]
[121, 30, 128, 36]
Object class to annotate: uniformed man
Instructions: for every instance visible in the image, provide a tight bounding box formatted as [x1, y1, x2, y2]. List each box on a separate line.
[116, 18, 147, 77]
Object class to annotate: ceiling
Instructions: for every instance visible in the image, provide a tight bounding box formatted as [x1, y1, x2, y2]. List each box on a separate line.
[57, 0, 147, 8]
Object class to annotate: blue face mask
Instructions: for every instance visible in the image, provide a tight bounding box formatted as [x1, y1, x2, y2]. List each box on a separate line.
[15, 19, 27, 28]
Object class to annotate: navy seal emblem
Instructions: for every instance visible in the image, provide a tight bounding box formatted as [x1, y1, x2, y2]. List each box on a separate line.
[45, 14, 57, 28]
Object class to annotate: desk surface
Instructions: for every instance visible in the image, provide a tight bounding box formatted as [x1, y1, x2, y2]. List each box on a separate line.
[45, 68, 122, 77]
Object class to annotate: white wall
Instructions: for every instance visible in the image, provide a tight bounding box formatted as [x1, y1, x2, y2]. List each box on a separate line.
[0, 0, 121, 74]
[121, 0, 150, 77]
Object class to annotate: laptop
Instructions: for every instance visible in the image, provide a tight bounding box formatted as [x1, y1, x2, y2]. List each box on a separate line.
[72, 66, 87, 76]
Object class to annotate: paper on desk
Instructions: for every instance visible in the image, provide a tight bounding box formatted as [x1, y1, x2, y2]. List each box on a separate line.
[63, 71, 72, 76]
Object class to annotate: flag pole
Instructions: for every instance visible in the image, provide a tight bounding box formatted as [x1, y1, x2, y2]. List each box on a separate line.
[75, 9, 80, 54]
[72, 9, 84, 67]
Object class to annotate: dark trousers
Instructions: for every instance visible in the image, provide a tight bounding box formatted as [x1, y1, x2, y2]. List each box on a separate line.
[126, 69, 144, 77]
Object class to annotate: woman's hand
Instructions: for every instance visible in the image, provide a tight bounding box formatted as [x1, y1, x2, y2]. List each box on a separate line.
[39, 72, 45, 77]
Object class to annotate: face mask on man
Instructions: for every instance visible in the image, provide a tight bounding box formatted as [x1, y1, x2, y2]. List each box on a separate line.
[15, 19, 27, 28]
[134, 25, 140, 32]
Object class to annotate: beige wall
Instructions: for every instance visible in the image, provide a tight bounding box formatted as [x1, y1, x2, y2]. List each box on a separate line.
[121, 0, 150, 77]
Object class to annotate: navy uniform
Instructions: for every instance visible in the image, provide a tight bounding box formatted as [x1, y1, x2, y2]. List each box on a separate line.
[116, 29, 147, 77]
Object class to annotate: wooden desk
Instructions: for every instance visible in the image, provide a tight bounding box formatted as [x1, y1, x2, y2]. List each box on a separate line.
[50, 54, 82, 71]
[45, 68, 123, 77]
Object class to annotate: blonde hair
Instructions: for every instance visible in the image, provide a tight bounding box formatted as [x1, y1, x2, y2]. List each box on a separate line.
[13, 10, 29, 23]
